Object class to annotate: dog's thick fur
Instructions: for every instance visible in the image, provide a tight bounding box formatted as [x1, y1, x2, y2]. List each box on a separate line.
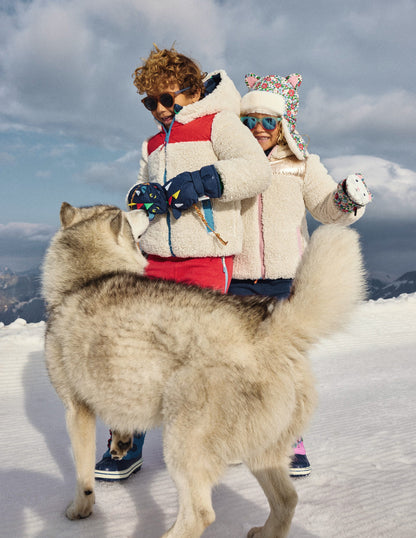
[42, 203, 365, 538]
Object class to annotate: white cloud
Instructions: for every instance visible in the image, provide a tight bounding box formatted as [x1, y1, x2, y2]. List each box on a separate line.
[82, 149, 140, 191]
[1, 1, 93, 114]
[1, 0, 415, 158]
[323, 155, 416, 220]
[0, 222, 55, 242]
[303, 88, 416, 138]
[47, 143, 77, 158]
[0, 222, 55, 271]
[0, 0, 227, 146]
[0, 0, 415, 276]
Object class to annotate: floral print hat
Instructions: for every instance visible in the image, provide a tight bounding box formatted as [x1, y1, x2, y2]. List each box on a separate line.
[240, 73, 307, 160]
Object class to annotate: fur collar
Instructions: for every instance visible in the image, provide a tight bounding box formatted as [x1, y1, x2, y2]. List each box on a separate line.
[268, 145, 306, 176]
[268, 145, 294, 161]
[175, 70, 241, 124]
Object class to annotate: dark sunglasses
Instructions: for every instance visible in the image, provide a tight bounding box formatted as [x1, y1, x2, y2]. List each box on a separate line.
[240, 116, 281, 131]
[141, 87, 191, 111]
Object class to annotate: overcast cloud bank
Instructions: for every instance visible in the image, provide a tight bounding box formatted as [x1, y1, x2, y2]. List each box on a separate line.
[1, 0, 415, 274]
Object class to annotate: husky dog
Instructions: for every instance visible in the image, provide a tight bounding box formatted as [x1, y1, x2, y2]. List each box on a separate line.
[42, 203, 365, 538]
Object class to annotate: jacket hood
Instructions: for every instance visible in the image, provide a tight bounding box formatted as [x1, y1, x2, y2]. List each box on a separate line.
[174, 70, 241, 124]
[268, 144, 294, 161]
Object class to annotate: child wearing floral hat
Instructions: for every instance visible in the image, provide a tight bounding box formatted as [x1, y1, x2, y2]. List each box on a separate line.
[229, 73, 372, 476]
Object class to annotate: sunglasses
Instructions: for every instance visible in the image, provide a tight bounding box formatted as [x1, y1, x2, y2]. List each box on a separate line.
[240, 116, 281, 131]
[141, 87, 191, 111]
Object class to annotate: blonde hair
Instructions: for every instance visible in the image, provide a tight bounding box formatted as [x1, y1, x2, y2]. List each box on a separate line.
[277, 127, 287, 146]
[133, 44, 205, 97]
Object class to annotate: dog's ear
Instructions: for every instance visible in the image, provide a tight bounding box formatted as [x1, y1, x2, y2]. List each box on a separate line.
[110, 211, 123, 239]
[60, 202, 80, 229]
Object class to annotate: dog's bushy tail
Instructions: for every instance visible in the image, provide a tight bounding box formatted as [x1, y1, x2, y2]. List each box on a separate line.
[272, 224, 366, 348]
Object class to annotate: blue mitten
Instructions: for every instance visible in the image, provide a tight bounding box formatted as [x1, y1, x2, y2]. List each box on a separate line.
[164, 165, 222, 219]
[126, 183, 168, 220]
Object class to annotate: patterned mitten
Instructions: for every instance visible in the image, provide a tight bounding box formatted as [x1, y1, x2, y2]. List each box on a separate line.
[126, 183, 168, 220]
[334, 174, 372, 213]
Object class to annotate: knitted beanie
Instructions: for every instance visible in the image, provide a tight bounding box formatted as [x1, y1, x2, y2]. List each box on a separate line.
[240, 73, 307, 160]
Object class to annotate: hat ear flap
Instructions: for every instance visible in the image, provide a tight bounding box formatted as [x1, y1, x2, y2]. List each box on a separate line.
[280, 119, 307, 160]
[245, 73, 260, 89]
[286, 73, 302, 89]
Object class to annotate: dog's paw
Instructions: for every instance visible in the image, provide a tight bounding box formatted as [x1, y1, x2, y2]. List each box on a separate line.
[247, 527, 263, 538]
[248, 526, 286, 538]
[65, 491, 95, 520]
[110, 431, 133, 460]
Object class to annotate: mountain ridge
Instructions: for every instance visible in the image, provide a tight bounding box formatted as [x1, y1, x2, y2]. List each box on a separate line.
[1, 266, 415, 325]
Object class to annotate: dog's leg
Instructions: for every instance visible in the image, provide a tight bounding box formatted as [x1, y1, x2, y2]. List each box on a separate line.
[246, 450, 298, 538]
[161, 469, 216, 538]
[161, 427, 222, 538]
[65, 401, 96, 520]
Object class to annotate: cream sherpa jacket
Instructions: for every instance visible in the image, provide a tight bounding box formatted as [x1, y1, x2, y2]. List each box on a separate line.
[232, 145, 366, 280]
[134, 70, 271, 258]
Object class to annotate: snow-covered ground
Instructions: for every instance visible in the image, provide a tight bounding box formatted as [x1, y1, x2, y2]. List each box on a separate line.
[1, 294, 415, 538]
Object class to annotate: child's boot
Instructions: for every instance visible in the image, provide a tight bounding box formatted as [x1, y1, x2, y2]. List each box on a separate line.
[95, 431, 145, 481]
[289, 438, 311, 477]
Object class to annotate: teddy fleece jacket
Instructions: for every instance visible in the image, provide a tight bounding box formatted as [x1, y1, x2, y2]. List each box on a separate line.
[133, 70, 271, 258]
[232, 145, 366, 280]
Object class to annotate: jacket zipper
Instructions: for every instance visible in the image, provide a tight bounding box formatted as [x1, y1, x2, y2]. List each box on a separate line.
[161, 120, 175, 257]
[258, 193, 266, 279]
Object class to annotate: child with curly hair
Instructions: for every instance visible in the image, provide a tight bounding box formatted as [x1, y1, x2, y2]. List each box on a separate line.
[94, 46, 271, 481]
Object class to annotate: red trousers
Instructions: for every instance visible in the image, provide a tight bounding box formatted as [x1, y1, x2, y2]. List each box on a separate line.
[145, 255, 233, 294]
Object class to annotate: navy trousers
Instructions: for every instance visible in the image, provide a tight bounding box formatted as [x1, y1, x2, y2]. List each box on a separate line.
[228, 278, 293, 301]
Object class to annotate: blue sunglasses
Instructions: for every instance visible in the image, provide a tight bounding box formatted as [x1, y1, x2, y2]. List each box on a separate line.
[240, 116, 281, 131]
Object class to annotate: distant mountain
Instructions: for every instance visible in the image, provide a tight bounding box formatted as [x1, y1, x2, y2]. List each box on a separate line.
[1, 267, 415, 325]
[367, 271, 416, 300]
[0, 266, 46, 325]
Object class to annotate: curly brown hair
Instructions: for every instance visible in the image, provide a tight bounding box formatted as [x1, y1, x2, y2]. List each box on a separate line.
[133, 45, 205, 97]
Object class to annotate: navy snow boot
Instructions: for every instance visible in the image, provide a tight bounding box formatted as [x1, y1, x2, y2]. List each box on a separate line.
[95, 432, 145, 481]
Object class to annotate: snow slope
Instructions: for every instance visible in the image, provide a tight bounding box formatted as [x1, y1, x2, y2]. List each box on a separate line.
[1, 295, 415, 538]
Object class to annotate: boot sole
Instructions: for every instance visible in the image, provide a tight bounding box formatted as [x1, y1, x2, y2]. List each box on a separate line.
[95, 457, 143, 481]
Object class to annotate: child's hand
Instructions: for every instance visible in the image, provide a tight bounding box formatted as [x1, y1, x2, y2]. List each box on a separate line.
[127, 183, 168, 220]
[164, 172, 200, 219]
[334, 174, 372, 214]
[165, 166, 222, 219]
[344, 174, 372, 207]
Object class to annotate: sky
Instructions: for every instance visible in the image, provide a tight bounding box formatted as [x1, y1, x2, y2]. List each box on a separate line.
[1, 293, 415, 536]
[1, 0, 415, 277]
